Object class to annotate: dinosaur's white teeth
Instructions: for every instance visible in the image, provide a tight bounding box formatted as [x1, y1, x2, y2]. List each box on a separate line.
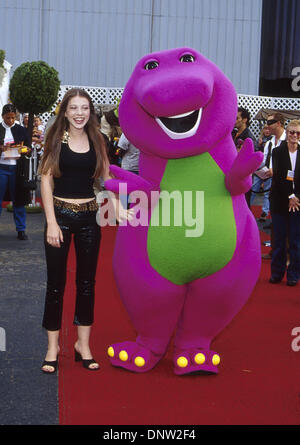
[155, 109, 202, 140]
[168, 110, 196, 119]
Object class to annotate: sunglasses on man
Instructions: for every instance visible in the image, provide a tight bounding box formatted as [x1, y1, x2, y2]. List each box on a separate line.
[266, 119, 278, 126]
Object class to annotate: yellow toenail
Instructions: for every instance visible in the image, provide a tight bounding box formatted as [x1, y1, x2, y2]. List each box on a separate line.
[107, 346, 114, 358]
[194, 353, 206, 365]
[177, 356, 188, 368]
[119, 350, 128, 361]
[134, 356, 145, 367]
[212, 354, 220, 366]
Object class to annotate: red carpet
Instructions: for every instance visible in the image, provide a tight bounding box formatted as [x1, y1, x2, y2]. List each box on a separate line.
[59, 210, 300, 425]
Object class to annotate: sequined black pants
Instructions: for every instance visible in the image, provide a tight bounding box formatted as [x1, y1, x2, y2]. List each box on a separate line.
[42, 206, 101, 331]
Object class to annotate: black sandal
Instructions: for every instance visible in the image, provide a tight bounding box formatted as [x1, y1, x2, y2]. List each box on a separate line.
[74, 348, 100, 371]
[41, 359, 58, 374]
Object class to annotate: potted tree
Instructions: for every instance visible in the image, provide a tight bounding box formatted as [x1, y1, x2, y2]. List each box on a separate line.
[9, 61, 60, 212]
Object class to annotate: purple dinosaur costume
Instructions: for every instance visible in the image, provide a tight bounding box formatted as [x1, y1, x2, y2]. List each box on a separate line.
[105, 48, 263, 375]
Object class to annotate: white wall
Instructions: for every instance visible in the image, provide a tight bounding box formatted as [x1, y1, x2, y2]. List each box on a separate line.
[0, 0, 262, 94]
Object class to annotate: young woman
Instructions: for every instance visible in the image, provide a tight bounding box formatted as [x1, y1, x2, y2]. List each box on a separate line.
[39, 88, 115, 373]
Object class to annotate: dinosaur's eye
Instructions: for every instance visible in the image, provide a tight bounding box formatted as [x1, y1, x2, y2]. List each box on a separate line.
[144, 61, 159, 70]
[180, 54, 195, 63]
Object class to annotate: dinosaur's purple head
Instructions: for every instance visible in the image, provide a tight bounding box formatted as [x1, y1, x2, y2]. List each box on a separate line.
[118, 47, 237, 159]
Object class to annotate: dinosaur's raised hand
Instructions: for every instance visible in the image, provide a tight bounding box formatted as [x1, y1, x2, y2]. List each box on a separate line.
[225, 139, 263, 195]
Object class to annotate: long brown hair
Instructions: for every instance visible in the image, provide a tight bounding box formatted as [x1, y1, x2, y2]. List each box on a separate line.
[104, 109, 122, 141]
[39, 88, 108, 178]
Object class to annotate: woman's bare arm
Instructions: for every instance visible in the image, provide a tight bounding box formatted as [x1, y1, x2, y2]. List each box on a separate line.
[41, 171, 63, 247]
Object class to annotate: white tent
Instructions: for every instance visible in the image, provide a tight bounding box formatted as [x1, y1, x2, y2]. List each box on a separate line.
[0, 59, 12, 115]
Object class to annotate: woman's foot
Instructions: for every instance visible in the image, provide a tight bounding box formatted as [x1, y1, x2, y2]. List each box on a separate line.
[42, 346, 60, 374]
[74, 341, 99, 370]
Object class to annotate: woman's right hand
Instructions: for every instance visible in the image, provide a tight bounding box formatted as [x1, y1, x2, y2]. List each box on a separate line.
[46, 222, 64, 248]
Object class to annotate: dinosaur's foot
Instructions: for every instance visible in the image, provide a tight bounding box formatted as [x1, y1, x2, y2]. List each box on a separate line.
[107, 341, 163, 373]
[173, 348, 220, 375]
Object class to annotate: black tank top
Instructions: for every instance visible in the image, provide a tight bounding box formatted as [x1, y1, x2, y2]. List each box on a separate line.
[53, 142, 97, 198]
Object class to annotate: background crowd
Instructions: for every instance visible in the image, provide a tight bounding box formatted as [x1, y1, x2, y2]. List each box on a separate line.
[1, 100, 300, 286]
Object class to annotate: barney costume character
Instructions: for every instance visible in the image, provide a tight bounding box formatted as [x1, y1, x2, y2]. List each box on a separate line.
[104, 47, 263, 375]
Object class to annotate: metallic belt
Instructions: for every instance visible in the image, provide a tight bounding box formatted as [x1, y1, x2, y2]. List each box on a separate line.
[53, 197, 98, 213]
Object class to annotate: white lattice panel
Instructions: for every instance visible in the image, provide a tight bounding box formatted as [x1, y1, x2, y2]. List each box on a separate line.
[271, 97, 300, 111]
[237, 94, 273, 138]
[237, 94, 300, 138]
[39, 85, 300, 139]
[39, 85, 123, 125]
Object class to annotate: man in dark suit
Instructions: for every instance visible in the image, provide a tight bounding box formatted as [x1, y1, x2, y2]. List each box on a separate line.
[269, 120, 300, 286]
[0, 104, 31, 240]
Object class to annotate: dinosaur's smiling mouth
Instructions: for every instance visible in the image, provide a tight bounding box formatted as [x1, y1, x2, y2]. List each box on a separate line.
[155, 109, 202, 139]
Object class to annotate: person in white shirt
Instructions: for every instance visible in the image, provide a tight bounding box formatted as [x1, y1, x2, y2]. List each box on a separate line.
[118, 132, 140, 174]
[250, 113, 286, 221]
[0, 104, 31, 240]
[117, 133, 140, 208]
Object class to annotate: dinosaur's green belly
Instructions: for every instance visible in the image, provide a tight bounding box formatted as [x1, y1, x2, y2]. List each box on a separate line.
[147, 153, 237, 285]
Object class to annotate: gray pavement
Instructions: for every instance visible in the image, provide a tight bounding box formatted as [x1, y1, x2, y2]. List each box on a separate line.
[0, 206, 58, 425]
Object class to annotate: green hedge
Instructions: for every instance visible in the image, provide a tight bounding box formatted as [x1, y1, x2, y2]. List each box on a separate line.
[9, 61, 60, 114]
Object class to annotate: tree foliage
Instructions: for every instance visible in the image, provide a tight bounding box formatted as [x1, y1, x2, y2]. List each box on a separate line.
[9, 61, 60, 114]
[0, 49, 5, 67]
[0, 49, 6, 87]
[9, 61, 60, 146]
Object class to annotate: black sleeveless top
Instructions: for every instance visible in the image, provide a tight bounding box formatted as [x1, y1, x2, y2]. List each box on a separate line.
[53, 142, 97, 198]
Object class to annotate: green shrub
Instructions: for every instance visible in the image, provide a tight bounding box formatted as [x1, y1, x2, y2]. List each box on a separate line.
[0, 49, 5, 67]
[0, 49, 6, 87]
[9, 61, 60, 114]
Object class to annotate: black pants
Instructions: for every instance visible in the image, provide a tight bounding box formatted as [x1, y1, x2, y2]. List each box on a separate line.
[42, 206, 101, 331]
